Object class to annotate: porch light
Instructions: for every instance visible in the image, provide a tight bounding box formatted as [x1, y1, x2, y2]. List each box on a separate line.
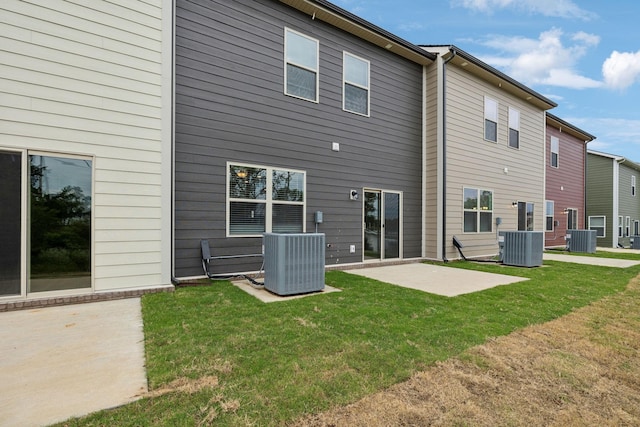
[236, 169, 248, 179]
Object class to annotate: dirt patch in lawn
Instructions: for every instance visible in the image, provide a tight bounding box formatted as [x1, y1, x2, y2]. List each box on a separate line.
[294, 274, 640, 427]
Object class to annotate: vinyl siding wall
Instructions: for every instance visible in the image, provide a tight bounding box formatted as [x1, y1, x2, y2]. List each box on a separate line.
[174, 0, 426, 277]
[586, 153, 614, 247]
[545, 125, 586, 246]
[618, 163, 640, 246]
[0, 0, 170, 293]
[424, 58, 440, 259]
[443, 64, 546, 260]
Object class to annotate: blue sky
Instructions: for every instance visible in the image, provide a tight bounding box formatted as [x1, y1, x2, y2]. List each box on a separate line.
[333, 0, 640, 161]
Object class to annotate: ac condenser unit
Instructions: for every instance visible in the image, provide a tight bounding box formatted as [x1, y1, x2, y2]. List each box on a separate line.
[567, 229, 597, 253]
[632, 236, 640, 249]
[263, 233, 325, 296]
[502, 231, 543, 267]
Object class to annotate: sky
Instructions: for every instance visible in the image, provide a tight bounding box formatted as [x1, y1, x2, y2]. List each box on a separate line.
[333, 0, 640, 162]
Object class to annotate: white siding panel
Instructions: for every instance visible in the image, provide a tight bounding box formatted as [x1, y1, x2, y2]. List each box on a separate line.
[0, 0, 169, 295]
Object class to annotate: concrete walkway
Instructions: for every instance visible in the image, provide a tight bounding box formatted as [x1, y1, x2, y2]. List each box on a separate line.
[543, 253, 640, 268]
[0, 298, 147, 427]
[347, 263, 529, 297]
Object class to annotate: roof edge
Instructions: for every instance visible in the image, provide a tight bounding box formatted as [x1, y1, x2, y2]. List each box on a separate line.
[421, 44, 557, 109]
[546, 112, 596, 142]
[280, 0, 436, 64]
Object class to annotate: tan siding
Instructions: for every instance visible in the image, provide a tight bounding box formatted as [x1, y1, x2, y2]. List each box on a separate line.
[0, 0, 168, 294]
[444, 65, 546, 259]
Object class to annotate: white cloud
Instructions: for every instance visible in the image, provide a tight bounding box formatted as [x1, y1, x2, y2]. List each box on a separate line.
[453, 0, 596, 20]
[602, 50, 640, 91]
[476, 29, 603, 89]
[567, 117, 640, 159]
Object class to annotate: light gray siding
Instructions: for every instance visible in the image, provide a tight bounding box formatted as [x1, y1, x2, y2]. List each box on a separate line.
[0, 0, 171, 295]
[174, 0, 426, 277]
[618, 163, 640, 246]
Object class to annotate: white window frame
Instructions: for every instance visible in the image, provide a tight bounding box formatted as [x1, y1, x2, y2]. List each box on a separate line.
[618, 215, 623, 238]
[589, 215, 606, 238]
[633, 175, 636, 197]
[550, 136, 559, 168]
[484, 96, 498, 143]
[284, 28, 319, 103]
[463, 187, 493, 233]
[508, 107, 520, 149]
[342, 51, 370, 116]
[227, 162, 306, 237]
[626, 216, 631, 237]
[545, 200, 554, 231]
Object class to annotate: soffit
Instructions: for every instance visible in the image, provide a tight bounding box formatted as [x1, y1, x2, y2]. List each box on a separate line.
[279, 0, 435, 65]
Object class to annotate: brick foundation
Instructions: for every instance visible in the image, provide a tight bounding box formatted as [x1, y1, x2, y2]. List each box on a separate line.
[0, 286, 174, 313]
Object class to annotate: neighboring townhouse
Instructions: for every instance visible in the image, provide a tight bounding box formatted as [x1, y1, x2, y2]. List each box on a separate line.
[421, 46, 557, 261]
[544, 113, 595, 248]
[586, 150, 640, 248]
[173, 0, 436, 278]
[0, 1, 173, 305]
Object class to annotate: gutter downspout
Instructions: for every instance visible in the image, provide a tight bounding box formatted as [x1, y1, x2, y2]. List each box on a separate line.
[441, 48, 456, 262]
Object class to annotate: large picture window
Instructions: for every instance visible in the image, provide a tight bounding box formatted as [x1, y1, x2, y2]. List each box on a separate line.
[589, 216, 606, 237]
[228, 163, 305, 236]
[343, 52, 370, 116]
[284, 28, 319, 102]
[463, 187, 493, 233]
[484, 97, 498, 142]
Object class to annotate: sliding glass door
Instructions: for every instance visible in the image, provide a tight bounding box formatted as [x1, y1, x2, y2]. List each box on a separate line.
[363, 190, 401, 261]
[0, 151, 22, 296]
[0, 150, 93, 297]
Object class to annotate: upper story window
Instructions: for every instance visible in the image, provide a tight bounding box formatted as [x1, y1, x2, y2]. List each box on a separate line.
[284, 28, 319, 102]
[343, 52, 370, 116]
[463, 187, 493, 232]
[228, 163, 305, 236]
[550, 136, 559, 168]
[484, 97, 498, 142]
[632, 175, 636, 196]
[508, 107, 520, 149]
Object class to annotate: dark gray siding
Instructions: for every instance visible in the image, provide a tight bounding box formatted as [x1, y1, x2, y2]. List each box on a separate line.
[586, 153, 614, 247]
[174, 0, 425, 277]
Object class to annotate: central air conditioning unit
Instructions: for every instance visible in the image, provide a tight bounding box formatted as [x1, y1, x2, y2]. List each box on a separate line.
[501, 231, 543, 267]
[566, 229, 597, 253]
[263, 233, 325, 296]
[632, 236, 640, 249]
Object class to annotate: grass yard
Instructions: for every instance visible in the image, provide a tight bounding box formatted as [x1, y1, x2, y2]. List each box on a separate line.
[59, 255, 640, 426]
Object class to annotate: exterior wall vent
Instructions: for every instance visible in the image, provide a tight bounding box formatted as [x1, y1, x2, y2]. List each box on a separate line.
[501, 231, 543, 267]
[263, 233, 325, 296]
[567, 229, 597, 253]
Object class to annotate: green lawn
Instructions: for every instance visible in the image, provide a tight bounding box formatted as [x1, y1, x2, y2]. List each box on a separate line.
[60, 256, 640, 426]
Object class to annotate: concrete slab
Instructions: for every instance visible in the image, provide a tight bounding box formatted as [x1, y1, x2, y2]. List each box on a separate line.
[0, 298, 147, 427]
[543, 253, 640, 268]
[596, 247, 640, 254]
[233, 280, 341, 303]
[346, 263, 529, 297]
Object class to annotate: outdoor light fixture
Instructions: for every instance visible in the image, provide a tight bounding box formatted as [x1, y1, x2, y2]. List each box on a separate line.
[511, 201, 518, 208]
[236, 169, 248, 179]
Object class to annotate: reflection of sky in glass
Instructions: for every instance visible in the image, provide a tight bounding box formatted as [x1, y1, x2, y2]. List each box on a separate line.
[30, 155, 92, 198]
